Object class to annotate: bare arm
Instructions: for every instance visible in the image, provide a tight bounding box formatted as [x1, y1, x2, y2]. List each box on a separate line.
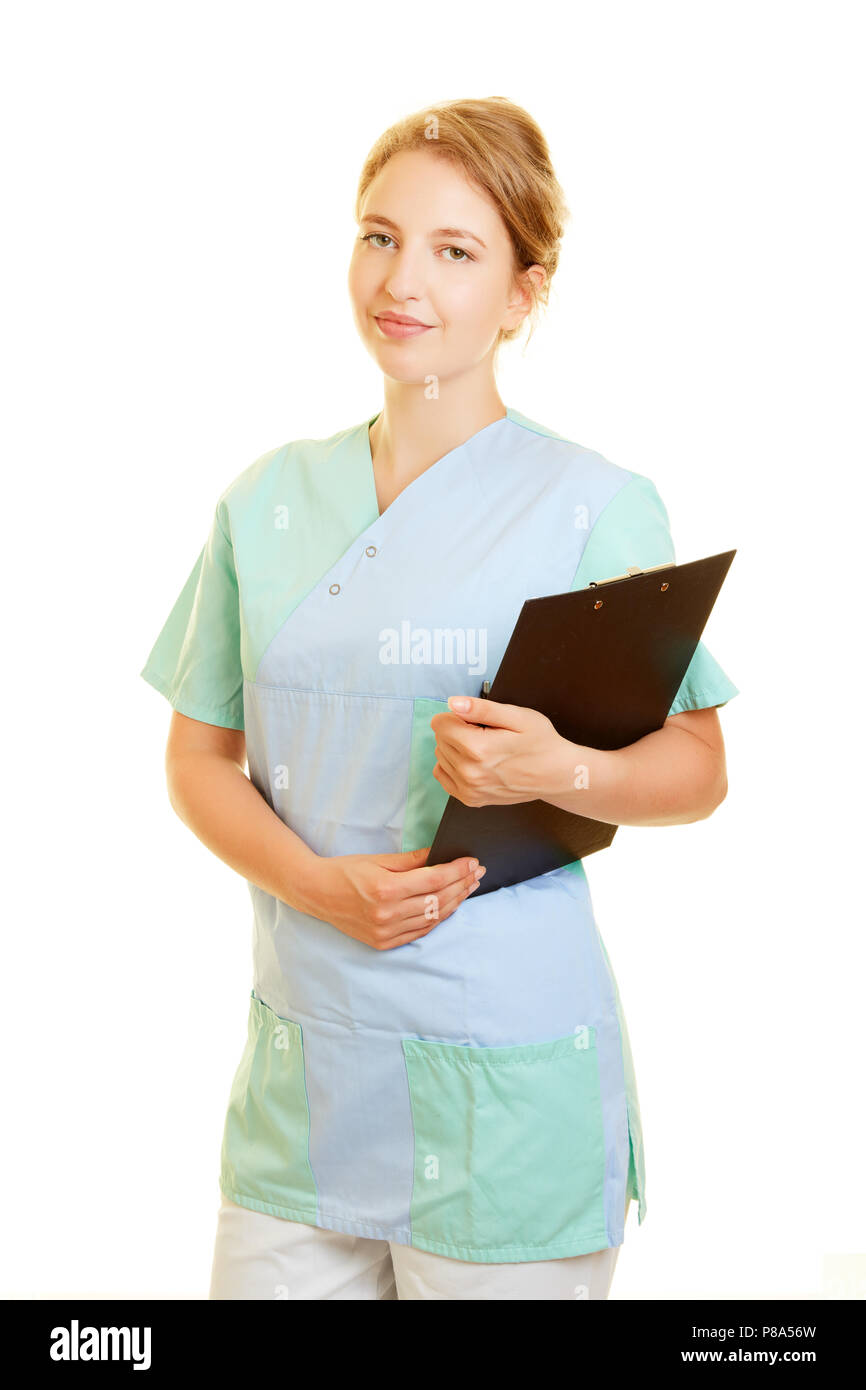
[162, 711, 483, 947]
[432, 699, 728, 828]
[540, 706, 729, 826]
[164, 711, 325, 915]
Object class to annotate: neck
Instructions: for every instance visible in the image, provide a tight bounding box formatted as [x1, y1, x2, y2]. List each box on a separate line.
[369, 370, 506, 485]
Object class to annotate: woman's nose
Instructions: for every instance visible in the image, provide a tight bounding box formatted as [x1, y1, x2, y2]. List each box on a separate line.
[383, 248, 427, 304]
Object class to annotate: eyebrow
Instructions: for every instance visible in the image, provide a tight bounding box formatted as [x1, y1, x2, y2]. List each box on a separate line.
[360, 213, 487, 251]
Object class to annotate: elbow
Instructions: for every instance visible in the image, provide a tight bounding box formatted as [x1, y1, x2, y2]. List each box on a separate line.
[700, 767, 728, 820]
[165, 751, 193, 822]
[165, 766, 185, 821]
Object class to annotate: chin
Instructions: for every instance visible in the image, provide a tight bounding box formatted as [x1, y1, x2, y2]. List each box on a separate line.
[378, 364, 438, 387]
[367, 343, 437, 379]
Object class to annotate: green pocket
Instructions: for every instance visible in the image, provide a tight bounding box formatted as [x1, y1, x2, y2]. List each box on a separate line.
[219, 991, 318, 1217]
[402, 1028, 607, 1260]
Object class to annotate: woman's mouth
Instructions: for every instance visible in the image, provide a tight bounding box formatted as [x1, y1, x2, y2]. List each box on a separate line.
[374, 314, 434, 340]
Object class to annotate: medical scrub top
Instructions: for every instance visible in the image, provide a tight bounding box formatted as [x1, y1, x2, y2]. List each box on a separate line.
[140, 406, 739, 1264]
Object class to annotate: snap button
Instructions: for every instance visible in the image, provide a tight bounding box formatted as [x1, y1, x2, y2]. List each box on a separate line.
[365, 545, 377, 557]
[329, 582, 341, 595]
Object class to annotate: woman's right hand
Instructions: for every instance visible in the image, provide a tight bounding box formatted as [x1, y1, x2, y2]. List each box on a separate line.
[304, 847, 486, 950]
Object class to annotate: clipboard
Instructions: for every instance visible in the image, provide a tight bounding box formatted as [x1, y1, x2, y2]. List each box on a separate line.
[426, 549, 736, 895]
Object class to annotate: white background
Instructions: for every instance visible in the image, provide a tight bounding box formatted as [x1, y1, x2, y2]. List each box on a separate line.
[2, 0, 863, 1300]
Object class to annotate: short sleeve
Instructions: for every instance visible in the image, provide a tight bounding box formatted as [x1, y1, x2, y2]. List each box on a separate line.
[570, 472, 739, 716]
[140, 498, 245, 729]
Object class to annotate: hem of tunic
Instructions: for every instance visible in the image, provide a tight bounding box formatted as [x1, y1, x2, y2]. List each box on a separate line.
[219, 1182, 623, 1264]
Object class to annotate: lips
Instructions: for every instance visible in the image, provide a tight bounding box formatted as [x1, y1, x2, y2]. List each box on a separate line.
[377, 312, 428, 326]
[374, 313, 434, 340]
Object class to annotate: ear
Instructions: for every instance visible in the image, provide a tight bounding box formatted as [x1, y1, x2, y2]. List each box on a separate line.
[503, 264, 546, 331]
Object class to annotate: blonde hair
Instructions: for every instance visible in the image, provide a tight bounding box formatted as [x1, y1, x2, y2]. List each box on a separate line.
[354, 96, 570, 351]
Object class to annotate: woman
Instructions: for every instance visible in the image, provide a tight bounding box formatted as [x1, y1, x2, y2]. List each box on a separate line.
[141, 97, 738, 1301]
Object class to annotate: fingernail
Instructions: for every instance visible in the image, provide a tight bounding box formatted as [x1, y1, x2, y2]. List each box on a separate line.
[468, 858, 479, 871]
[475, 866, 487, 879]
[468, 881, 480, 892]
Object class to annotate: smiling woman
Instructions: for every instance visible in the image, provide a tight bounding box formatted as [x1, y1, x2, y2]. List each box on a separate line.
[140, 95, 739, 1302]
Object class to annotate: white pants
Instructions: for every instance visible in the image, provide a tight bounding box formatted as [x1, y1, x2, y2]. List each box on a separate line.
[209, 1193, 631, 1300]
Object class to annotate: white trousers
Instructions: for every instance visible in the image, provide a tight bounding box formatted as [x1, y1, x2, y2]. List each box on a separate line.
[209, 1193, 631, 1300]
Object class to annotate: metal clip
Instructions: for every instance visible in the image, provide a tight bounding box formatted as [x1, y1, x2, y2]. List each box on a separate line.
[588, 561, 671, 587]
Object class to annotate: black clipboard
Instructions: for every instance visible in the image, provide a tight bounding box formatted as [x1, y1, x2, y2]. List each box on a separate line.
[426, 549, 736, 895]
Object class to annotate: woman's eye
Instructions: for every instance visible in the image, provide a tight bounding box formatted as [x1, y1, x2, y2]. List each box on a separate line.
[359, 233, 473, 262]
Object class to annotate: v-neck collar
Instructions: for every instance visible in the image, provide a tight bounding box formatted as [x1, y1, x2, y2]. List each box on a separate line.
[360, 407, 514, 523]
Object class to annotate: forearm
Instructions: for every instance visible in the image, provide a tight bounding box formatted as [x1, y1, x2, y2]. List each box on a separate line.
[538, 725, 727, 827]
[165, 751, 325, 914]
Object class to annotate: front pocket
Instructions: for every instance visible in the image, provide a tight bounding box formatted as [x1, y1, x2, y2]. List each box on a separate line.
[219, 991, 318, 1216]
[402, 1028, 607, 1258]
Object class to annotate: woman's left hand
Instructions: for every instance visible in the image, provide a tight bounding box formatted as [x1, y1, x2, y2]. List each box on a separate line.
[430, 696, 567, 806]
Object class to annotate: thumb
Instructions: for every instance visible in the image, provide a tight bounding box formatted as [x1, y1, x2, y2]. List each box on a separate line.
[447, 695, 524, 730]
[375, 846, 430, 871]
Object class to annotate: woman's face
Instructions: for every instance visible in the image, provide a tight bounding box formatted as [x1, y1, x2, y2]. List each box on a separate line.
[348, 149, 532, 385]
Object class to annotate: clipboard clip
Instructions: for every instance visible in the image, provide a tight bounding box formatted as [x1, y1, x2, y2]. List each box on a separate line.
[588, 561, 671, 587]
